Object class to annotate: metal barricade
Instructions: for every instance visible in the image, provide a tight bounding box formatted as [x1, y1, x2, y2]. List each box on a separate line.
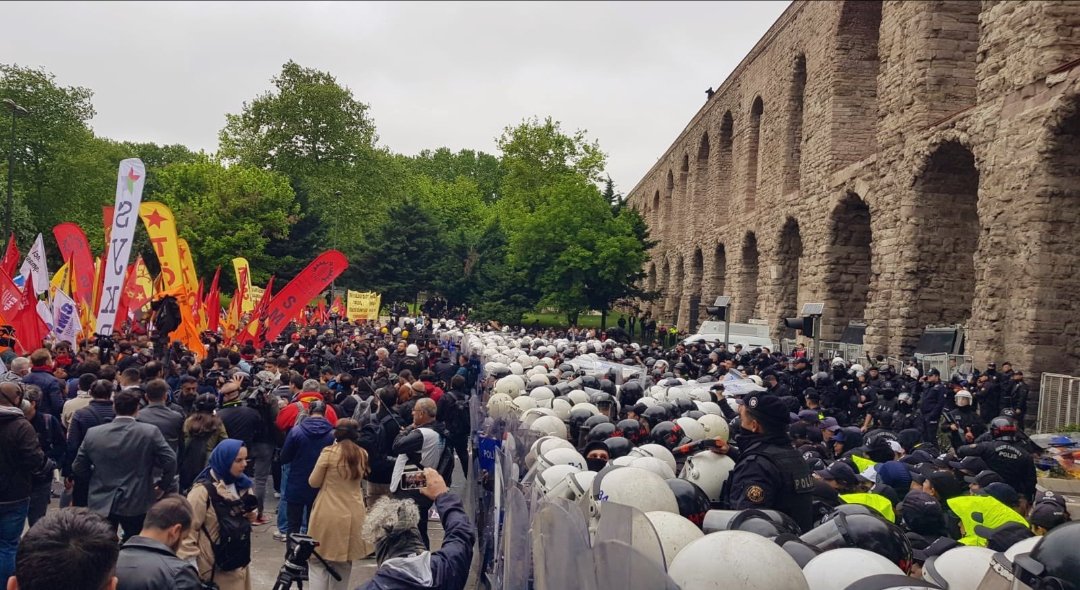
[817, 340, 865, 362]
[919, 354, 974, 382]
[781, 338, 797, 355]
[1037, 373, 1080, 433]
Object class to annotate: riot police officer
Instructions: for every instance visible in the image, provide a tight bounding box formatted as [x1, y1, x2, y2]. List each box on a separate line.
[710, 393, 814, 531]
[955, 416, 1036, 502]
[919, 369, 947, 443]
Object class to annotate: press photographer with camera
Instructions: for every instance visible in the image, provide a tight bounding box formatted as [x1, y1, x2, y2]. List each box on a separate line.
[179, 439, 258, 590]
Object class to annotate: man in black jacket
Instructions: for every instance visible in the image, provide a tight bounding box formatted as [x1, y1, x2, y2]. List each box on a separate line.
[360, 387, 403, 508]
[22, 385, 65, 527]
[65, 379, 116, 507]
[114, 495, 201, 590]
[437, 375, 471, 478]
[0, 380, 46, 580]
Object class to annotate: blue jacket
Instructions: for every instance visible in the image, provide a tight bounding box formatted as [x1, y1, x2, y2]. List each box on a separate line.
[279, 417, 333, 504]
[357, 493, 476, 590]
[23, 368, 64, 419]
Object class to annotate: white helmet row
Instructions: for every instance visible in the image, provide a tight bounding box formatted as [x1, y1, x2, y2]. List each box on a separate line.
[678, 451, 735, 504]
[628, 444, 677, 474]
[669, 530, 809, 590]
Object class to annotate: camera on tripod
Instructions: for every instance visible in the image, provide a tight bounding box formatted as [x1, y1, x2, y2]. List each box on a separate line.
[273, 533, 340, 590]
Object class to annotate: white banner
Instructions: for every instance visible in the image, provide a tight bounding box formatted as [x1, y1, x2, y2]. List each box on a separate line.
[50, 290, 81, 346]
[19, 233, 49, 296]
[95, 158, 145, 336]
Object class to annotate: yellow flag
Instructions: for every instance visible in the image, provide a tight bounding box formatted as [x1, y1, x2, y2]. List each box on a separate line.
[177, 238, 199, 298]
[50, 261, 72, 296]
[347, 290, 382, 321]
[141, 203, 199, 313]
[231, 257, 254, 313]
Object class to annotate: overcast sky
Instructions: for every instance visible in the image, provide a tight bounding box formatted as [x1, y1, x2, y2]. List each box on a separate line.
[3, 1, 789, 193]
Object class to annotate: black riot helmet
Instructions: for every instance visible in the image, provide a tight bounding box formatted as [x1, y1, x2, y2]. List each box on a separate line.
[1013, 521, 1080, 590]
[599, 379, 616, 396]
[650, 421, 688, 450]
[672, 397, 695, 416]
[773, 533, 822, 568]
[731, 509, 804, 537]
[801, 512, 912, 572]
[619, 381, 644, 406]
[615, 419, 647, 445]
[641, 405, 671, 429]
[604, 436, 634, 459]
[569, 406, 596, 443]
[990, 415, 1019, 441]
[586, 422, 617, 444]
[666, 479, 711, 528]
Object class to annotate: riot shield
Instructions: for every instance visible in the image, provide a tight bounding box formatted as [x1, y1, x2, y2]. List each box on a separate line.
[594, 540, 680, 590]
[595, 501, 666, 571]
[501, 485, 531, 590]
[533, 501, 598, 590]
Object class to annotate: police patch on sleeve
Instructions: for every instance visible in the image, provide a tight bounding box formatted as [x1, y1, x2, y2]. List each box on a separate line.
[746, 485, 765, 504]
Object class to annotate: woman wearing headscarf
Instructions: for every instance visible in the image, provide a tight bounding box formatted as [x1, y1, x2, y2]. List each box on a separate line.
[179, 439, 257, 590]
[306, 419, 374, 590]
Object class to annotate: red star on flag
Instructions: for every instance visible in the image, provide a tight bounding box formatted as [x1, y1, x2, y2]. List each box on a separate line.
[144, 208, 166, 228]
[125, 167, 141, 194]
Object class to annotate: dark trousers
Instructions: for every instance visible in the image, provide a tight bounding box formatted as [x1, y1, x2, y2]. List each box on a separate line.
[416, 495, 434, 549]
[108, 513, 146, 544]
[451, 436, 469, 479]
[922, 419, 940, 444]
[26, 479, 52, 528]
[285, 500, 313, 556]
[72, 476, 89, 507]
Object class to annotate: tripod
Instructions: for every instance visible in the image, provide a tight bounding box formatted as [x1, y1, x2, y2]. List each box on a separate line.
[272, 534, 342, 590]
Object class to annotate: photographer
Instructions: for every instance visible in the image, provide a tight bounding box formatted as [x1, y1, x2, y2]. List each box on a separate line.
[179, 440, 257, 590]
[358, 469, 475, 590]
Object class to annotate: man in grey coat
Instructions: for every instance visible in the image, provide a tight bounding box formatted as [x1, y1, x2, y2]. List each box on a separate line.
[73, 389, 177, 542]
[136, 380, 185, 459]
[115, 495, 201, 590]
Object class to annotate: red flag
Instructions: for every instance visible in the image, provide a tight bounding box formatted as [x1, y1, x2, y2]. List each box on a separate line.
[331, 296, 346, 317]
[253, 276, 273, 319]
[52, 223, 95, 306]
[195, 278, 205, 313]
[315, 300, 328, 325]
[205, 267, 221, 333]
[0, 234, 18, 278]
[11, 272, 48, 354]
[262, 251, 347, 342]
[113, 262, 141, 332]
[0, 269, 26, 321]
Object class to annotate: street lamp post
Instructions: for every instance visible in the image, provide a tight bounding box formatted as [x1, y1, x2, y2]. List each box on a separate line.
[3, 98, 29, 239]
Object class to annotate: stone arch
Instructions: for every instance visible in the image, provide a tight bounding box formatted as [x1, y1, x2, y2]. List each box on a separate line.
[666, 254, 685, 327]
[777, 217, 804, 338]
[708, 243, 727, 315]
[832, 0, 881, 168]
[652, 188, 662, 237]
[696, 132, 711, 210]
[685, 248, 704, 331]
[825, 192, 873, 341]
[908, 140, 979, 348]
[737, 232, 760, 322]
[664, 170, 675, 233]
[747, 97, 764, 211]
[678, 153, 690, 218]
[718, 111, 735, 202]
[785, 53, 807, 195]
[655, 256, 670, 320]
[1030, 97, 1080, 375]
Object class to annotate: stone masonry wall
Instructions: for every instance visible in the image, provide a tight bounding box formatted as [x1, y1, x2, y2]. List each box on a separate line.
[627, 1, 1080, 384]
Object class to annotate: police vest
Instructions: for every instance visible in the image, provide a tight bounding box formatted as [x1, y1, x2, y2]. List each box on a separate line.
[841, 492, 896, 523]
[745, 444, 815, 532]
[946, 495, 1028, 547]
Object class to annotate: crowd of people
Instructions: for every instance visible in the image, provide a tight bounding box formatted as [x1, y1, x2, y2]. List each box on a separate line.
[0, 310, 1076, 589]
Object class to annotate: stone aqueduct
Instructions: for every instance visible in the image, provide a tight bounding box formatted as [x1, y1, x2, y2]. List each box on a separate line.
[626, 1, 1080, 379]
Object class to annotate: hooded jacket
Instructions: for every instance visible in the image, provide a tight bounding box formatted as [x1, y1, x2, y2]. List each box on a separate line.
[357, 492, 475, 590]
[279, 416, 334, 504]
[0, 405, 45, 502]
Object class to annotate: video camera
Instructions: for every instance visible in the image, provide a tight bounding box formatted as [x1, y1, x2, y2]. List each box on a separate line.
[272, 534, 339, 590]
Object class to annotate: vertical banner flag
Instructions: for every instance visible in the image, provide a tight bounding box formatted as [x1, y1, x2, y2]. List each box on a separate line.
[0, 234, 18, 279]
[53, 222, 95, 306]
[133, 258, 153, 310]
[50, 289, 81, 346]
[205, 267, 221, 333]
[0, 270, 26, 320]
[177, 237, 199, 297]
[232, 258, 254, 312]
[50, 262, 71, 296]
[262, 250, 348, 342]
[138, 202, 183, 292]
[95, 159, 145, 336]
[19, 233, 49, 296]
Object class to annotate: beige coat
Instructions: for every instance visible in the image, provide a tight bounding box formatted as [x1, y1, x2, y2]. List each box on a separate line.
[179, 477, 254, 590]
[307, 442, 374, 562]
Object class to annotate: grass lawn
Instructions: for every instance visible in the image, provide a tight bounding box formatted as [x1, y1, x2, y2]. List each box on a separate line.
[522, 311, 629, 330]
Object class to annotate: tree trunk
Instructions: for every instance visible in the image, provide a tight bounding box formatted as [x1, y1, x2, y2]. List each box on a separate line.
[600, 307, 608, 331]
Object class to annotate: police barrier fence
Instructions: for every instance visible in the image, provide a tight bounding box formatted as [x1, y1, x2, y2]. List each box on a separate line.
[1037, 372, 1080, 433]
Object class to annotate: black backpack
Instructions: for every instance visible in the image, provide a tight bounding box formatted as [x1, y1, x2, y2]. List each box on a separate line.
[444, 390, 471, 437]
[201, 482, 252, 572]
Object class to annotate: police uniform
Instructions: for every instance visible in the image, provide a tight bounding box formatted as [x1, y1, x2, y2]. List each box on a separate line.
[956, 436, 1036, 501]
[725, 395, 815, 531]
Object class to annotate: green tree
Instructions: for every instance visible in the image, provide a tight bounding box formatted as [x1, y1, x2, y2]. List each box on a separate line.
[406, 147, 504, 203]
[354, 198, 449, 304]
[149, 159, 298, 286]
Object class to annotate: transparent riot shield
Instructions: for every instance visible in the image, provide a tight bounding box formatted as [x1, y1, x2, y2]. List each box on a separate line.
[500, 485, 531, 590]
[594, 540, 681, 590]
[532, 500, 598, 590]
[595, 501, 667, 571]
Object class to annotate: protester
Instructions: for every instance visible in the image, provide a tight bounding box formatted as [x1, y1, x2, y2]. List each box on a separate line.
[0, 380, 46, 580]
[72, 389, 178, 542]
[137, 379, 185, 463]
[179, 439, 256, 590]
[306, 418, 373, 590]
[279, 400, 334, 555]
[8, 508, 119, 590]
[65, 379, 116, 507]
[178, 393, 228, 493]
[21, 385, 65, 527]
[114, 495, 201, 590]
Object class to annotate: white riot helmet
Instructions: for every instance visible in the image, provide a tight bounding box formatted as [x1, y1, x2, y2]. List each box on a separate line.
[530, 415, 568, 440]
[803, 548, 903, 590]
[508, 361, 524, 375]
[698, 414, 730, 442]
[545, 469, 597, 502]
[595, 466, 679, 516]
[628, 443, 677, 474]
[611, 456, 636, 467]
[644, 511, 705, 569]
[567, 390, 590, 405]
[535, 447, 587, 473]
[520, 407, 555, 429]
[541, 357, 555, 370]
[922, 546, 995, 590]
[512, 395, 538, 413]
[695, 401, 722, 415]
[668, 530, 809, 590]
[528, 373, 549, 387]
[675, 417, 707, 442]
[630, 456, 676, 480]
[551, 398, 573, 421]
[954, 390, 973, 407]
[486, 393, 517, 421]
[530, 386, 555, 404]
[494, 375, 525, 398]
[526, 436, 575, 469]
[748, 375, 764, 387]
[572, 402, 600, 416]
[678, 451, 735, 504]
[536, 464, 582, 496]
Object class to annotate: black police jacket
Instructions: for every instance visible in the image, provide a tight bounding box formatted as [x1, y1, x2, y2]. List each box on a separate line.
[725, 431, 815, 532]
[957, 438, 1037, 501]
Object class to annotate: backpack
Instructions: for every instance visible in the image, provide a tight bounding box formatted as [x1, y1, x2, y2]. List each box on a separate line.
[201, 482, 252, 572]
[178, 431, 214, 493]
[444, 390, 471, 437]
